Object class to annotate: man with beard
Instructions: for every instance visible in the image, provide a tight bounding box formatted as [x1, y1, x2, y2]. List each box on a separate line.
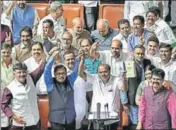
[113, 19, 131, 53]
[146, 8, 175, 44]
[12, 26, 33, 62]
[127, 45, 151, 129]
[78, 60, 127, 130]
[137, 68, 176, 130]
[70, 17, 91, 50]
[58, 31, 78, 62]
[5, 0, 40, 44]
[128, 15, 153, 52]
[1, 63, 39, 130]
[152, 43, 176, 85]
[91, 19, 119, 51]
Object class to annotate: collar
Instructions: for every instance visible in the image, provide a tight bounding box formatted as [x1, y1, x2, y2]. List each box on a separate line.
[110, 51, 123, 61]
[99, 75, 113, 86]
[155, 18, 162, 25]
[153, 86, 166, 95]
[158, 59, 173, 67]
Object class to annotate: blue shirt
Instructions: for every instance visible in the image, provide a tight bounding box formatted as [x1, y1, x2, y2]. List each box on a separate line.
[128, 29, 151, 51]
[84, 57, 101, 74]
[91, 28, 119, 51]
[44, 57, 79, 92]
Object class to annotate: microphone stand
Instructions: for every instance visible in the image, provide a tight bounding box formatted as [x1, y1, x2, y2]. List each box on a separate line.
[104, 104, 107, 130]
[106, 104, 110, 130]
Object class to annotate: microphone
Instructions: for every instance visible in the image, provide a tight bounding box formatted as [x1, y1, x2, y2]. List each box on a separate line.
[97, 103, 101, 120]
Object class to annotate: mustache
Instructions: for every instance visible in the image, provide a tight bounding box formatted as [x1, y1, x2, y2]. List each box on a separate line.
[152, 82, 160, 85]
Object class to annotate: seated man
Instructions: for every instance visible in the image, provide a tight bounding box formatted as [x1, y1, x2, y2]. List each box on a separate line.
[1, 63, 39, 130]
[37, 1, 65, 35]
[91, 19, 119, 51]
[70, 17, 91, 50]
[79, 58, 127, 130]
[44, 50, 78, 129]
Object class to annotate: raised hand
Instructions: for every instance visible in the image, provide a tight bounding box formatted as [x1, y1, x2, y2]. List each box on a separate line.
[49, 46, 60, 56]
[78, 48, 85, 60]
[91, 42, 99, 50]
[51, 50, 60, 59]
[5, 32, 12, 43]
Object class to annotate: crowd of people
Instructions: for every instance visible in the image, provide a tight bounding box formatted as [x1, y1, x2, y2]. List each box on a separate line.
[1, 0, 176, 130]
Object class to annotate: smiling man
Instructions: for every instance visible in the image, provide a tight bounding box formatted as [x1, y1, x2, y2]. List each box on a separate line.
[44, 50, 79, 129]
[1, 63, 39, 130]
[23, 41, 46, 85]
[137, 68, 176, 129]
[12, 26, 33, 62]
[152, 43, 176, 85]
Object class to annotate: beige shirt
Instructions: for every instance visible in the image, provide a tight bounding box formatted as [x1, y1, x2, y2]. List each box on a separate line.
[70, 29, 91, 49]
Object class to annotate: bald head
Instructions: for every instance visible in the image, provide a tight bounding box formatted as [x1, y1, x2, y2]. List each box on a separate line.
[97, 19, 109, 37]
[72, 17, 83, 35]
[111, 40, 122, 58]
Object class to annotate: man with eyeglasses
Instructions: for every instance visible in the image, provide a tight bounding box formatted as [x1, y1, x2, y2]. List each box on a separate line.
[1, 63, 39, 130]
[44, 50, 78, 129]
[91, 19, 119, 51]
[11, 26, 33, 62]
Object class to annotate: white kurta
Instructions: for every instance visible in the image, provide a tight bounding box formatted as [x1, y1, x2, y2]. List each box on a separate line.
[7, 75, 39, 126]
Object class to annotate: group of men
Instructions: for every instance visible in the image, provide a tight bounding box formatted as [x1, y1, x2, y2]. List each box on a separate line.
[1, 0, 176, 130]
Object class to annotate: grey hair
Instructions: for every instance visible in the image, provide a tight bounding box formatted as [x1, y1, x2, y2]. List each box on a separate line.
[97, 19, 109, 28]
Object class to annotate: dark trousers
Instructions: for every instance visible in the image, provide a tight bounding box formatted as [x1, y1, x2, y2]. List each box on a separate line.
[103, 122, 118, 130]
[1, 127, 9, 130]
[9, 125, 38, 130]
[51, 120, 75, 130]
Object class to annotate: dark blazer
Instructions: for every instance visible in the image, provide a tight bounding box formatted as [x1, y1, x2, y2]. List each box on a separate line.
[127, 58, 151, 106]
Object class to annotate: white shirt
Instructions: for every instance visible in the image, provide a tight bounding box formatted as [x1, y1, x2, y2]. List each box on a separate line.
[7, 75, 39, 127]
[99, 50, 131, 77]
[86, 74, 121, 111]
[152, 57, 176, 84]
[148, 18, 176, 44]
[145, 50, 159, 64]
[23, 57, 44, 73]
[37, 14, 65, 35]
[124, 1, 154, 25]
[86, 74, 121, 124]
[74, 76, 87, 129]
[113, 33, 128, 53]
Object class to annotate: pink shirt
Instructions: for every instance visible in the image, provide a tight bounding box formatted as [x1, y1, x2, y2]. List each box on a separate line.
[138, 86, 176, 129]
